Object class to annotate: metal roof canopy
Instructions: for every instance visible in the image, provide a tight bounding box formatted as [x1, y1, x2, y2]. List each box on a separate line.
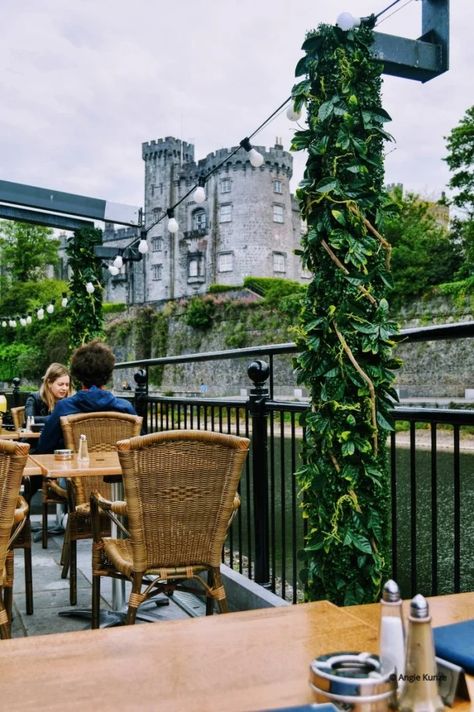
[373, 0, 449, 82]
[0, 179, 141, 229]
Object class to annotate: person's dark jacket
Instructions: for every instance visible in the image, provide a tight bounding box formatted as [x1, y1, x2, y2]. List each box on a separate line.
[36, 386, 136, 453]
[25, 391, 50, 424]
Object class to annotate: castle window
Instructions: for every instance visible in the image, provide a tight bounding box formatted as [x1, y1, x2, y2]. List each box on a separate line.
[219, 204, 232, 223]
[273, 179, 282, 194]
[273, 252, 286, 273]
[152, 264, 163, 281]
[192, 208, 207, 231]
[153, 207, 161, 220]
[218, 252, 233, 272]
[188, 254, 205, 279]
[152, 236, 163, 252]
[273, 205, 284, 223]
[221, 178, 231, 193]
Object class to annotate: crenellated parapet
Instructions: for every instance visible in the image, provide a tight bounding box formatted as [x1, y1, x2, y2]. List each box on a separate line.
[142, 137, 195, 164]
[192, 143, 293, 180]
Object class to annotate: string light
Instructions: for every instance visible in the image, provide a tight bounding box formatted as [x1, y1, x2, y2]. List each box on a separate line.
[26, 314, 32, 325]
[61, 293, 68, 308]
[85, 282, 95, 294]
[37, 307, 45, 320]
[286, 105, 302, 122]
[19, 317, 26, 326]
[336, 12, 361, 30]
[108, 265, 120, 276]
[193, 177, 206, 204]
[113, 254, 123, 269]
[138, 238, 148, 254]
[239, 137, 264, 168]
[46, 301, 55, 314]
[167, 208, 179, 234]
[1, 321, 6, 328]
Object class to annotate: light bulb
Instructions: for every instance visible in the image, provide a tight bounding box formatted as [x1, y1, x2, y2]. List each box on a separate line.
[46, 303, 54, 314]
[8, 319, 14, 327]
[1, 321, 6, 328]
[108, 265, 120, 276]
[193, 185, 206, 203]
[26, 315, 32, 325]
[113, 255, 123, 269]
[61, 294, 68, 308]
[286, 106, 302, 122]
[336, 12, 360, 31]
[86, 282, 95, 294]
[138, 239, 148, 254]
[249, 148, 264, 168]
[20, 317, 26, 326]
[11, 319, 17, 328]
[168, 217, 179, 233]
[37, 308, 45, 320]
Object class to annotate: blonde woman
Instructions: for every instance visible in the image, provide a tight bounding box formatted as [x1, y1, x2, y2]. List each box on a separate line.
[25, 363, 73, 425]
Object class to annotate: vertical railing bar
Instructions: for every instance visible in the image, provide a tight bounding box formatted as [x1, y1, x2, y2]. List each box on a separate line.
[236, 406, 243, 574]
[290, 411, 298, 604]
[269, 407, 276, 593]
[269, 354, 274, 400]
[453, 424, 461, 592]
[390, 430, 398, 583]
[280, 410, 286, 599]
[430, 423, 438, 595]
[410, 421, 417, 596]
[245, 406, 252, 579]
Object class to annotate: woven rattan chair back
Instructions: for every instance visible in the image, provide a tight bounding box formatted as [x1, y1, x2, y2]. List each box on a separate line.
[10, 407, 25, 431]
[117, 429, 250, 571]
[0, 439, 29, 638]
[60, 412, 143, 504]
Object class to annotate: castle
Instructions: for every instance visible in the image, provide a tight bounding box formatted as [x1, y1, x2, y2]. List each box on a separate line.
[101, 136, 308, 304]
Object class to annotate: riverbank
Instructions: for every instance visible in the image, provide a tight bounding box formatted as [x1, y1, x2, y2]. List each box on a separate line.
[395, 427, 474, 452]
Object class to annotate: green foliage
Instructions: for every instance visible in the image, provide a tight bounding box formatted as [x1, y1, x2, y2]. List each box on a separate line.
[384, 187, 461, 308]
[103, 302, 126, 314]
[0, 221, 60, 283]
[183, 297, 215, 330]
[65, 227, 104, 349]
[208, 284, 242, 293]
[291, 22, 399, 605]
[0, 343, 39, 381]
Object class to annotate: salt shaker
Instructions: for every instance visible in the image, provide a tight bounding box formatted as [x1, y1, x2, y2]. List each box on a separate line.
[379, 579, 405, 686]
[398, 594, 444, 711]
[77, 433, 90, 465]
[26, 415, 35, 431]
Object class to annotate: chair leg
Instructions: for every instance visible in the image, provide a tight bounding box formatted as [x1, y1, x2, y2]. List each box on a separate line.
[61, 524, 70, 578]
[42, 500, 49, 549]
[24, 534, 34, 615]
[0, 599, 10, 640]
[209, 567, 228, 614]
[69, 539, 77, 606]
[126, 573, 144, 625]
[92, 572, 101, 629]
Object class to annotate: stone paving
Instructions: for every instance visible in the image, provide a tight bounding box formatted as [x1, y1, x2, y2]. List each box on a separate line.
[11, 502, 192, 639]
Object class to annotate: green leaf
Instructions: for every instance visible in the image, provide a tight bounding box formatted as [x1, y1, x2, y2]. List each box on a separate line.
[294, 55, 309, 77]
[315, 177, 339, 194]
[350, 534, 373, 554]
[318, 100, 335, 122]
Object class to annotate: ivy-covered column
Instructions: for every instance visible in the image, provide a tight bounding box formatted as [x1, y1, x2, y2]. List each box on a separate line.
[65, 226, 105, 349]
[291, 23, 400, 605]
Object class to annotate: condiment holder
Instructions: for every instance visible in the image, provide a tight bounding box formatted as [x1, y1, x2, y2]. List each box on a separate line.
[54, 449, 73, 461]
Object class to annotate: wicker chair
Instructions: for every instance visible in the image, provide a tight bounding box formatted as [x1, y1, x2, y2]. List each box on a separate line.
[91, 429, 250, 628]
[10, 477, 33, 615]
[60, 411, 143, 605]
[0, 439, 30, 639]
[10, 406, 25, 431]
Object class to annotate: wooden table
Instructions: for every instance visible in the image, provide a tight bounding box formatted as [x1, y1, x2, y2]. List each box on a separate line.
[26, 451, 122, 477]
[0, 429, 40, 440]
[0, 595, 472, 711]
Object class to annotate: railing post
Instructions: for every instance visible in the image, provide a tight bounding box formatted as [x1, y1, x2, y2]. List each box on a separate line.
[247, 359, 270, 587]
[134, 368, 148, 433]
[12, 377, 21, 408]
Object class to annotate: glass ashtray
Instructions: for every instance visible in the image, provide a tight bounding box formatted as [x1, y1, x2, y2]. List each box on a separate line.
[54, 449, 72, 460]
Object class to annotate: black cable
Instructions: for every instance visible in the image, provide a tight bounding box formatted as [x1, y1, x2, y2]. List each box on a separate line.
[374, 0, 403, 21]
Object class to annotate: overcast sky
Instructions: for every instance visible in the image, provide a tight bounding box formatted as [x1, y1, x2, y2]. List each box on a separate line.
[1, 0, 472, 215]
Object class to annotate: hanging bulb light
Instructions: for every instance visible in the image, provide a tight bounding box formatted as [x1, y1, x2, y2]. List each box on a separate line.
[1, 321, 7, 328]
[108, 265, 120, 276]
[286, 105, 302, 122]
[113, 254, 123, 269]
[19, 317, 27, 327]
[193, 177, 206, 204]
[10, 319, 17, 328]
[61, 293, 68, 308]
[85, 282, 95, 294]
[37, 307, 45, 320]
[336, 12, 360, 31]
[167, 208, 179, 234]
[26, 314, 32, 325]
[46, 301, 55, 314]
[138, 238, 148, 254]
[239, 137, 264, 168]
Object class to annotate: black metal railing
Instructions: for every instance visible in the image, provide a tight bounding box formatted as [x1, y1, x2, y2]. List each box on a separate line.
[114, 320, 474, 601]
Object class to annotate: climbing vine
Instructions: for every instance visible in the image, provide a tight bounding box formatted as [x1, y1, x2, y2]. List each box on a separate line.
[291, 22, 400, 605]
[65, 226, 104, 349]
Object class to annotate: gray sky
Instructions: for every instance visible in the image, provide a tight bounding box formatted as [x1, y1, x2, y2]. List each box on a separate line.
[1, 0, 472, 213]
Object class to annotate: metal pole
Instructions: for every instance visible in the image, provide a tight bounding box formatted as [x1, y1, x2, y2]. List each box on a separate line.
[247, 360, 270, 587]
[133, 368, 148, 433]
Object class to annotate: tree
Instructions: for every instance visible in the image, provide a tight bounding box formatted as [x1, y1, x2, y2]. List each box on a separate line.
[291, 22, 399, 605]
[384, 187, 461, 307]
[444, 106, 474, 277]
[0, 221, 60, 284]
